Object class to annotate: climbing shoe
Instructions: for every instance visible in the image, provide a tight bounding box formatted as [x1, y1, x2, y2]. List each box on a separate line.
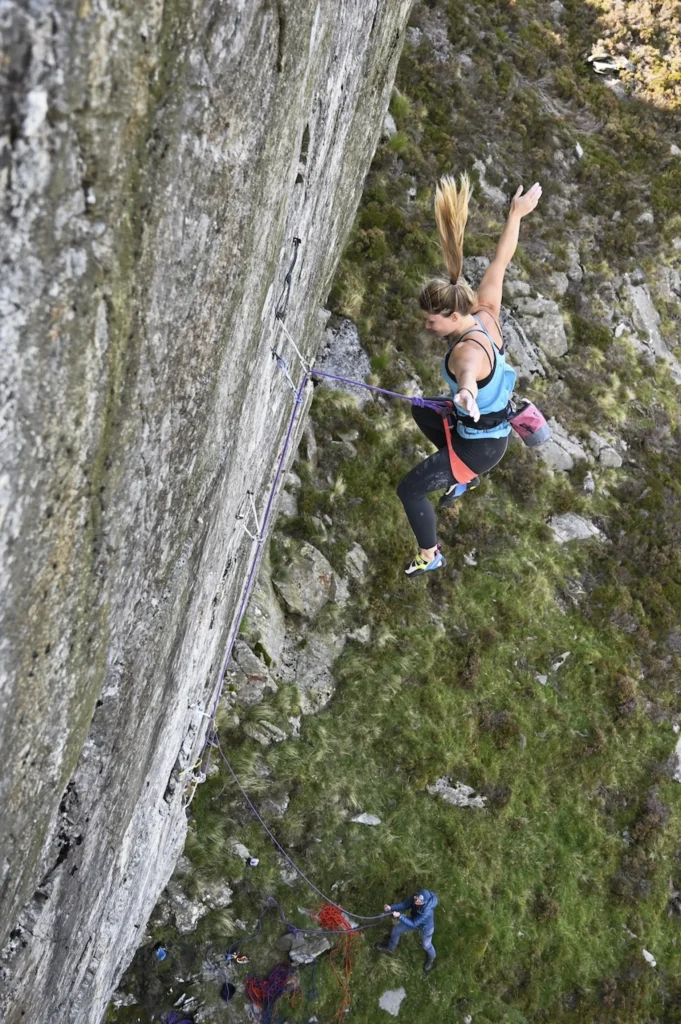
[404, 546, 446, 578]
[424, 957, 436, 973]
[438, 476, 480, 510]
[375, 943, 395, 955]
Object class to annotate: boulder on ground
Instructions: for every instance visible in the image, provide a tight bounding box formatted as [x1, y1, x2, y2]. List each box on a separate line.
[588, 430, 623, 468]
[273, 541, 346, 620]
[280, 628, 347, 715]
[426, 777, 487, 808]
[289, 932, 333, 965]
[223, 640, 278, 708]
[162, 880, 225, 934]
[260, 792, 290, 819]
[243, 720, 288, 746]
[537, 419, 591, 472]
[549, 513, 603, 544]
[624, 278, 681, 383]
[379, 988, 407, 1017]
[345, 542, 369, 580]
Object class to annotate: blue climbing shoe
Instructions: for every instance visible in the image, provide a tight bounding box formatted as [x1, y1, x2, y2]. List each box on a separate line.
[404, 546, 446, 578]
[438, 476, 480, 510]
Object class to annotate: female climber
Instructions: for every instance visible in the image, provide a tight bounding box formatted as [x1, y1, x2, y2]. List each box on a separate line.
[398, 174, 542, 577]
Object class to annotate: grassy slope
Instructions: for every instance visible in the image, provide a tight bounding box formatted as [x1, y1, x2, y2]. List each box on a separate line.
[114, 2, 681, 1022]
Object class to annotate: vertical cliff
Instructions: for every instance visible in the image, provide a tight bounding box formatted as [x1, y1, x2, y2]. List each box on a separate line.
[0, 1, 412, 1021]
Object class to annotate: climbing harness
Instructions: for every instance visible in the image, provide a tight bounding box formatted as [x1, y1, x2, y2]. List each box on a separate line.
[440, 403, 482, 483]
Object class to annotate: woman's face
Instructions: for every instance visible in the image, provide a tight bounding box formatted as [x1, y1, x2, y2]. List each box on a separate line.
[422, 311, 459, 336]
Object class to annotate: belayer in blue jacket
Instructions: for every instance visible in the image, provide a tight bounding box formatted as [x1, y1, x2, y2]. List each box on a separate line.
[375, 889, 438, 972]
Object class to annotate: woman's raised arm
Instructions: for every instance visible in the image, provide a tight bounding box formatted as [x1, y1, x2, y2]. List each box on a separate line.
[476, 182, 543, 315]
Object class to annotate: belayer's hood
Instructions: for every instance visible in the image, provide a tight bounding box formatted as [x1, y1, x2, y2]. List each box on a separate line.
[415, 890, 438, 910]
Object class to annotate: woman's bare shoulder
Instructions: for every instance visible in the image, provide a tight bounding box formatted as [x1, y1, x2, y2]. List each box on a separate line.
[473, 304, 503, 346]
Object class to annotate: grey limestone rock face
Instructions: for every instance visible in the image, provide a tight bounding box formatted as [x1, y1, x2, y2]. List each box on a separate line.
[513, 296, 569, 357]
[500, 308, 545, 381]
[280, 628, 347, 715]
[537, 418, 591, 472]
[273, 541, 346, 619]
[503, 279, 531, 299]
[623, 277, 681, 384]
[223, 640, 278, 709]
[463, 255, 491, 290]
[0, 1, 412, 1021]
[315, 316, 372, 407]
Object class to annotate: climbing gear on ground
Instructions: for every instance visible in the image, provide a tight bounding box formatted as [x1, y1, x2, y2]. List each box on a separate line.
[225, 951, 250, 965]
[441, 312, 517, 439]
[220, 981, 237, 1002]
[404, 546, 446, 578]
[375, 943, 394, 955]
[439, 476, 480, 510]
[161, 1013, 194, 1024]
[424, 956, 436, 973]
[246, 963, 302, 1024]
[154, 945, 167, 961]
[507, 400, 552, 447]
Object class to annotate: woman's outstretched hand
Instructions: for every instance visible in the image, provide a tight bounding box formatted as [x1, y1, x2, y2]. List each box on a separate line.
[454, 389, 481, 422]
[510, 182, 542, 218]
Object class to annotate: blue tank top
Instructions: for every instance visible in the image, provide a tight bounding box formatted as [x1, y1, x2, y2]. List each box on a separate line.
[441, 313, 516, 439]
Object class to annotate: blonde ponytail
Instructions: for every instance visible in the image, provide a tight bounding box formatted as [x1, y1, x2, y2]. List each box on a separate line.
[435, 173, 470, 284]
[419, 173, 475, 317]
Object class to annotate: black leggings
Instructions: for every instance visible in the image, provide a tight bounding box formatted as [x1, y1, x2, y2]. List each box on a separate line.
[397, 401, 509, 549]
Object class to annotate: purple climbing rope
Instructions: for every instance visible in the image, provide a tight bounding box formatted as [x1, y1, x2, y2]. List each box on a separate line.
[189, 343, 442, 919]
[198, 367, 309, 780]
[310, 368, 451, 412]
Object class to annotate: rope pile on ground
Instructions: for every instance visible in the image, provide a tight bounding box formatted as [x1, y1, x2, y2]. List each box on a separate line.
[245, 963, 302, 1024]
[312, 904, 363, 1023]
